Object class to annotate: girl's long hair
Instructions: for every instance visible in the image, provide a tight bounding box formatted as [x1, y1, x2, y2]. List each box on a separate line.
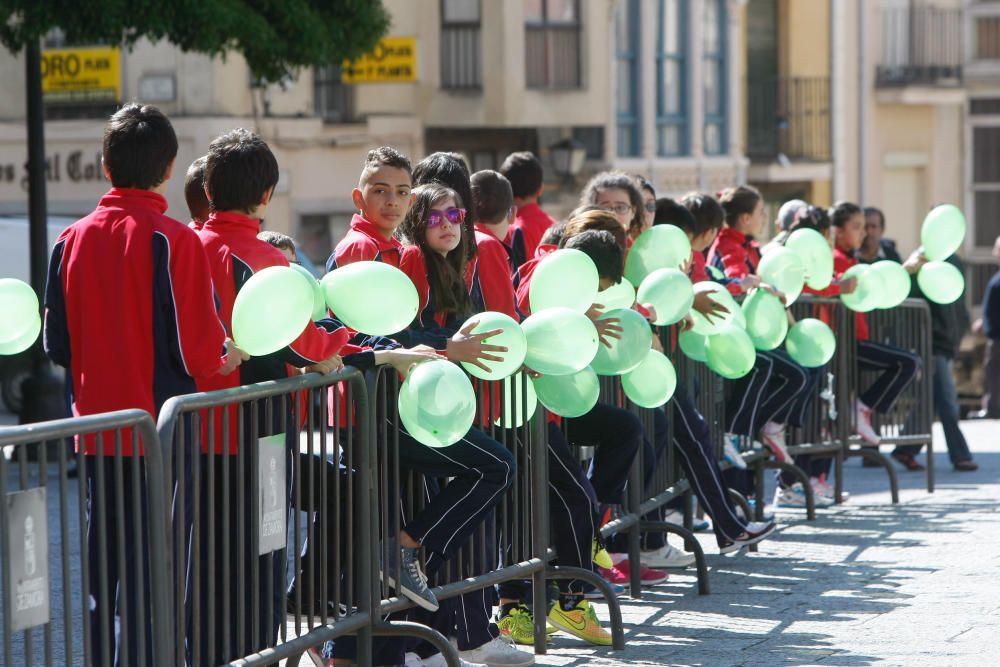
[718, 185, 762, 228]
[397, 183, 474, 316]
[412, 151, 478, 262]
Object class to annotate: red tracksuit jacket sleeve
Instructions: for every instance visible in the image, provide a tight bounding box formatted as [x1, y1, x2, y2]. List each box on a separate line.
[169, 229, 227, 379]
[477, 241, 519, 320]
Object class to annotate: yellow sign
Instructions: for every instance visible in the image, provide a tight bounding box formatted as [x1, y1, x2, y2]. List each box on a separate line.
[41, 47, 121, 103]
[342, 37, 416, 84]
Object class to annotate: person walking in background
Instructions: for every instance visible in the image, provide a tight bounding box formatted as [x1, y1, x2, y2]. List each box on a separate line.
[974, 235, 1000, 419]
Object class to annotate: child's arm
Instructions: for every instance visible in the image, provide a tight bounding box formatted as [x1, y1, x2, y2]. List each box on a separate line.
[43, 237, 71, 368]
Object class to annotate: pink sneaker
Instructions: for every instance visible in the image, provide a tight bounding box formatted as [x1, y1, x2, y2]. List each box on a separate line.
[855, 399, 881, 445]
[607, 559, 668, 585]
[598, 565, 629, 585]
[760, 422, 789, 462]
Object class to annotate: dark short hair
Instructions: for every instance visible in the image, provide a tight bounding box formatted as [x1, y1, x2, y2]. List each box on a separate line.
[654, 197, 698, 234]
[360, 146, 412, 186]
[680, 192, 725, 235]
[539, 221, 566, 247]
[562, 230, 624, 283]
[470, 170, 513, 226]
[102, 103, 178, 190]
[791, 205, 831, 234]
[257, 230, 295, 254]
[864, 206, 886, 228]
[718, 185, 762, 227]
[204, 128, 279, 213]
[184, 156, 210, 222]
[499, 151, 544, 199]
[631, 174, 655, 198]
[830, 201, 863, 228]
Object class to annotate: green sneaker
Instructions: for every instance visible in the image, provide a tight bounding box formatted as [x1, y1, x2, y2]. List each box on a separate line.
[546, 600, 612, 646]
[497, 604, 557, 645]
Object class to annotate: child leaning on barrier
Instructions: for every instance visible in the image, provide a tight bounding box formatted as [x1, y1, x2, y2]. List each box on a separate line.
[500, 150, 558, 270]
[43, 103, 245, 667]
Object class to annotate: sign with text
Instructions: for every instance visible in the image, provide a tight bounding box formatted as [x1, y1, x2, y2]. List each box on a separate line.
[41, 47, 121, 103]
[342, 36, 416, 84]
[5, 487, 50, 631]
[257, 434, 287, 555]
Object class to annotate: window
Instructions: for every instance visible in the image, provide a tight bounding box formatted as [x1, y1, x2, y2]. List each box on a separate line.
[702, 0, 727, 155]
[615, 0, 641, 157]
[441, 0, 482, 89]
[525, 0, 582, 89]
[656, 0, 688, 156]
[314, 66, 355, 123]
[972, 125, 1000, 248]
[976, 17, 1000, 60]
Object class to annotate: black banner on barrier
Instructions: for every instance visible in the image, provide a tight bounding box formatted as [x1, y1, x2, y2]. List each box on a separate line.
[258, 434, 287, 555]
[5, 487, 49, 631]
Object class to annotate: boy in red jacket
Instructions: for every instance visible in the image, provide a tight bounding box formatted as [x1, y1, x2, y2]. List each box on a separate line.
[500, 151, 558, 269]
[44, 103, 245, 667]
[469, 169, 520, 320]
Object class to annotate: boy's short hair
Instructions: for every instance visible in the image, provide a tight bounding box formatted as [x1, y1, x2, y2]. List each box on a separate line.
[679, 192, 725, 237]
[470, 170, 513, 225]
[184, 156, 210, 222]
[561, 208, 627, 250]
[204, 128, 279, 213]
[539, 221, 566, 247]
[654, 197, 697, 233]
[499, 151, 544, 199]
[829, 201, 863, 228]
[562, 230, 624, 283]
[102, 103, 178, 190]
[257, 230, 296, 254]
[360, 146, 412, 187]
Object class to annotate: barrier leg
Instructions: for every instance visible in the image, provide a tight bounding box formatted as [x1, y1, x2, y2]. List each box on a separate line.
[848, 448, 900, 503]
[638, 521, 709, 595]
[372, 620, 461, 667]
[546, 566, 626, 649]
[763, 461, 816, 521]
[727, 488, 752, 522]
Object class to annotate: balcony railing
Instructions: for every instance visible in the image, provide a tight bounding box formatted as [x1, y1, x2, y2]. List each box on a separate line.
[747, 77, 830, 162]
[876, 3, 963, 87]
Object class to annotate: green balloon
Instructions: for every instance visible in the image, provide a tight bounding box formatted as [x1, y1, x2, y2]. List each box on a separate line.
[868, 260, 911, 309]
[678, 330, 708, 362]
[494, 372, 538, 428]
[596, 277, 636, 311]
[624, 224, 691, 285]
[529, 248, 599, 313]
[0, 312, 40, 356]
[398, 359, 477, 447]
[921, 204, 966, 261]
[522, 307, 599, 376]
[757, 246, 806, 305]
[591, 308, 652, 375]
[786, 318, 836, 368]
[786, 228, 834, 290]
[532, 366, 600, 418]
[840, 264, 884, 312]
[459, 311, 527, 381]
[917, 260, 965, 305]
[622, 350, 677, 408]
[636, 268, 694, 326]
[705, 325, 756, 379]
[321, 261, 419, 335]
[742, 289, 788, 351]
[0, 278, 40, 349]
[289, 262, 328, 320]
[232, 266, 314, 356]
[689, 282, 739, 335]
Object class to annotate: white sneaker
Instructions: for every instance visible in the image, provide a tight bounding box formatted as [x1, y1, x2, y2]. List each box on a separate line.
[422, 651, 488, 667]
[811, 475, 849, 503]
[459, 637, 535, 667]
[774, 482, 833, 508]
[642, 543, 696, 568]
[405, 652, 426, 667]
[760, 422, 790, 462]
[722, 433, 748, 469]
[854, 399, 881, 445]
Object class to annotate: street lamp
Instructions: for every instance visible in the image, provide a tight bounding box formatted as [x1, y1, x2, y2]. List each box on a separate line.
[548, 138, 587, 183]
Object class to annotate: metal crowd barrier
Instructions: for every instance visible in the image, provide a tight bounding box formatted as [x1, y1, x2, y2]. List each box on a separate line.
[0, 410, 173, 667]
[156, 369, 374, 667]
[367, 366, 624, 657]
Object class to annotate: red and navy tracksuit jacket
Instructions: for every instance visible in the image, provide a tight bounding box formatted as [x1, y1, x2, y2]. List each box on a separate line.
[397, 246, 467, 349]
[468, 223, 520, 321]
[43, 188, 228, 455]
[327, 213, 403, 271]
[513, 243, 557, 318]
[505, 203, 557, 270]
[805, 245, 870, 341]
[706, 227, 760, 296]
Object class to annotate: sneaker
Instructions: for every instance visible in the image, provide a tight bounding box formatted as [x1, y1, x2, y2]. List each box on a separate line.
[663, 510, 711, 532]
[775, 482, 833, 509]
[384, 538, 439, 611]
[497, 604, 553, 646]
[307, 642, 335, 667]
[855, 399, 881, 445]
[812, 474, 848, 502]
[719, 520, 777, 555]
[598, 564, 628, 585]
[760, 422, 790, 462]
[735, 498, 775, 521]
[722, 433, 748, 469]
[423, 652, 488, 667]
[614, 558, 668, 585]
[642, 543, 696, 569]
[405, 652, 426, 667]
[582, 582, 625, 599]
[459, 637, 535, 667]
[546, 600, 613, 646]
[592, 540, 614, 570]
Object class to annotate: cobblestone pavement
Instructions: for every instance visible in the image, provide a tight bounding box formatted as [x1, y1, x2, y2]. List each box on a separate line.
[534, 420, 1000, 666]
